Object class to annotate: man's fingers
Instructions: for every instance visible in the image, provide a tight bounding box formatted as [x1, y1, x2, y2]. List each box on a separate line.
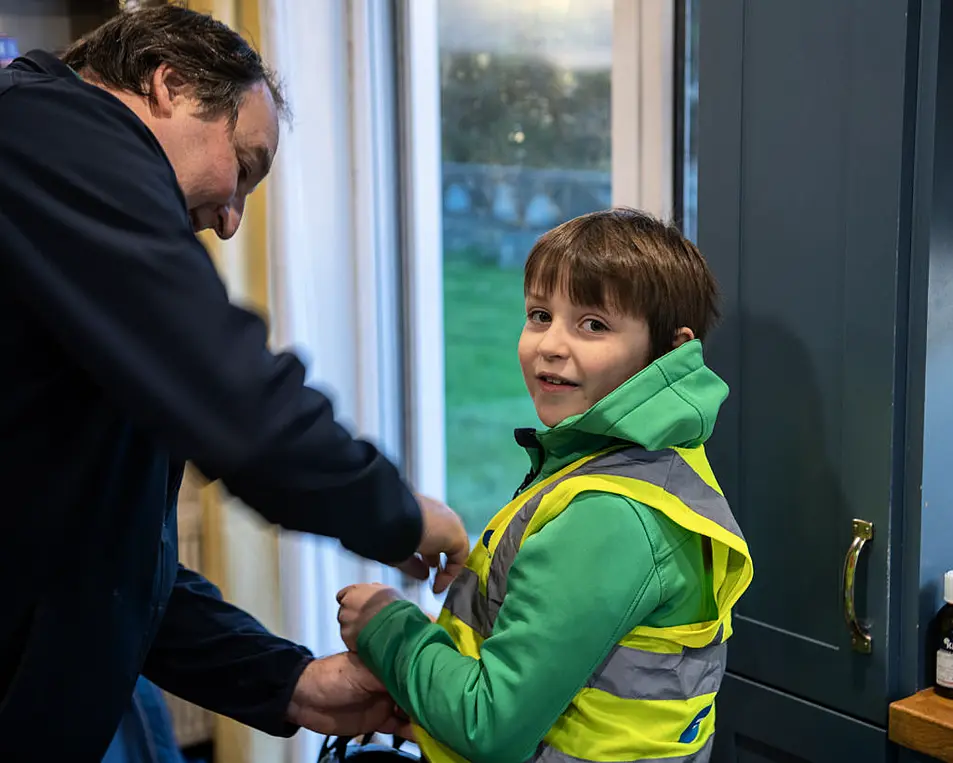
[445, 558, 465, 579]
[432, 558, 465, 594]
[395, 555, 429, 581]
[446, 541, 470, 571]
[377, 716, 416, 741]
[398, 553, 461, 592]
[395, 722, 416, 741]
[378, 717, 411, 736]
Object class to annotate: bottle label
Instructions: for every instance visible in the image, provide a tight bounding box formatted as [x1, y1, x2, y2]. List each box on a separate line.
[937, 648, 953, 688]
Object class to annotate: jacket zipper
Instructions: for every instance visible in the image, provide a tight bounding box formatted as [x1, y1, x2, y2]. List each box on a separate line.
[512, 428, 544, 498]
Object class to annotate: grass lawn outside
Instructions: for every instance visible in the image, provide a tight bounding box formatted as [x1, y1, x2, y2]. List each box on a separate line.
[443, 260, 540, 532]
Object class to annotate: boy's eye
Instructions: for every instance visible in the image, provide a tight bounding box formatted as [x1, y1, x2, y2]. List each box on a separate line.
[528, 309, 551, 324]
[582, 318, 609, 333]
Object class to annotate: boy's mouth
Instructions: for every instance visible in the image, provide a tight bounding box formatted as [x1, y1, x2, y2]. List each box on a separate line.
[537, 373, 579, 390]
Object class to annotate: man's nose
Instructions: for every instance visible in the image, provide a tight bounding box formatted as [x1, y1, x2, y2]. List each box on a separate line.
[216, 199, 246, 241]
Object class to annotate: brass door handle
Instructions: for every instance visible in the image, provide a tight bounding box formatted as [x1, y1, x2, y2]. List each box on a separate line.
[843, 518, 874, 654]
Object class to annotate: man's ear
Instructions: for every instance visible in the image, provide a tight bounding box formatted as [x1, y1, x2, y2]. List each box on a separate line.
[672, 326, 696, 349]
[149, 63, 190, 118]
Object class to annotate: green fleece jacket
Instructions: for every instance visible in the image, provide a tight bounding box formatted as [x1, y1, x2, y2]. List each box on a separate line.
[358, 340, 729, 763]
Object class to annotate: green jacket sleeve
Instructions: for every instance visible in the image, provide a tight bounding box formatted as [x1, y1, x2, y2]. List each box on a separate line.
[357, 493, 663, 763]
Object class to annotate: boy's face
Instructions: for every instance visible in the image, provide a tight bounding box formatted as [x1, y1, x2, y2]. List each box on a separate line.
[518, 288, 654, 428]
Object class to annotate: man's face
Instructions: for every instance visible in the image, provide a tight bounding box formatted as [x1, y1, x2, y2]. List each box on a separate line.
[156, 81, 279, 240]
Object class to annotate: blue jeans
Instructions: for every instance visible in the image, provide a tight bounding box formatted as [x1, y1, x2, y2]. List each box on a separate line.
[102, 677, 186, 763]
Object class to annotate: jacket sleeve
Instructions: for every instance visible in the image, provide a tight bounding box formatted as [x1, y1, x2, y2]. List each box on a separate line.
[0, 80, 420, 564]
[142, 565, 313, 737]
[357, 493, 664, 763]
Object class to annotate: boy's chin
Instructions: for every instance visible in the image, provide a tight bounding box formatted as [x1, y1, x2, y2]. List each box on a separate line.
[536, 404, 583, 429]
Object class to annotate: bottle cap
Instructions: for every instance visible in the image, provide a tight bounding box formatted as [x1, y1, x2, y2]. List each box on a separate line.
[945, 570, 953, 604]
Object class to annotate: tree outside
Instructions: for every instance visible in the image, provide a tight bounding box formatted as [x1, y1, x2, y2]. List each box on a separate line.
[440, 43, 611, 531]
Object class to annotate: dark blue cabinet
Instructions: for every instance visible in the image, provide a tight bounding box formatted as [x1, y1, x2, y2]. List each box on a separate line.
[697, 1, 953, 760]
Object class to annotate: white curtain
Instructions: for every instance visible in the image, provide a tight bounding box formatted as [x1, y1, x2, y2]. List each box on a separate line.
[261, 2, 428, 761]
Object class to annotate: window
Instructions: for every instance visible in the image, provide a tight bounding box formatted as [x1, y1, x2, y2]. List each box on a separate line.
[438, 0, 614, 532]
[675, 0, 700, 241]
[270, 6, 683, 757]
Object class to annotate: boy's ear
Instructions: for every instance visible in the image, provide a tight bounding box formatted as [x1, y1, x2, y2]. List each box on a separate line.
[672, 327, 695, 349]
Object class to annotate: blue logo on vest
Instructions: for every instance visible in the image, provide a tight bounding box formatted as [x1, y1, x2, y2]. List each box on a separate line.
[482, 529, 494, 548]
[678, 703, 713, 744]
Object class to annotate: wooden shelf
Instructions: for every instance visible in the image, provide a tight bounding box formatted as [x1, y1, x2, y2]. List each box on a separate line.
[889, 688, 953, 762]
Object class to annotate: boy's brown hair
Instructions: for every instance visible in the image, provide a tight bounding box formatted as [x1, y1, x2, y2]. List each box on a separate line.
[524, 207, 720, 360]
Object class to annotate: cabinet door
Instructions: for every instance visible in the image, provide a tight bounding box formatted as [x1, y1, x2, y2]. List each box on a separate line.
[711, 675, 888, 763]
[697, 0, 913, 724]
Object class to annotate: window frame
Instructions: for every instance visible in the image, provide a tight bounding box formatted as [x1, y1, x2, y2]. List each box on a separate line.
[397, 0, 678, 532]
[269, 5, 683, 757]
[612, 0, 677, 217]
[394, 0, 447, 615]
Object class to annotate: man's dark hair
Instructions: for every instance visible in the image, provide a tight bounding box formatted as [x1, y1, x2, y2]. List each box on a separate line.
[62, 4, 285, 122]
[524, 208, 721, 361]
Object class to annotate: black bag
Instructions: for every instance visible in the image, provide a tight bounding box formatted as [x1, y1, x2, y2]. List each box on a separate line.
[317, 734, 421, 762]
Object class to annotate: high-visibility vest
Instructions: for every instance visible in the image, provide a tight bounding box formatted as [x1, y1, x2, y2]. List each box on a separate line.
[413, 445, 754, 763]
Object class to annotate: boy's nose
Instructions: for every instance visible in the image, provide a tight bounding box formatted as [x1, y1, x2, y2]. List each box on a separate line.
[537, 323, 570, 358]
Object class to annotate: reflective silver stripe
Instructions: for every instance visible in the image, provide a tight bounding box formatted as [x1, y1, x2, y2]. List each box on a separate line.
[447, 457, 609, 632]
[577, 448, 744, 540]
[531, 735, 714, 763]
[486, 448, 657, 626]
[441, 567, 490, 637]
[588, 642, 726, 701]
[485, 446, 744, 629]
[486, 486, 552, 625]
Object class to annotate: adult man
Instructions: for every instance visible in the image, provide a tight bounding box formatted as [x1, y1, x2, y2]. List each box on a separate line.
[0, 6, 467, 760]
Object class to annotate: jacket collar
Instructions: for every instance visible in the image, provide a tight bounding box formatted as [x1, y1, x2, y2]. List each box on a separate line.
[9, 50, 76, 79]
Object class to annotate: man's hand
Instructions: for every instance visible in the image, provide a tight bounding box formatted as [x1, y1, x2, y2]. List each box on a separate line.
[287, 653, 409, 736]
[395, 494, 469, 594]
[336, 583, 407, 652]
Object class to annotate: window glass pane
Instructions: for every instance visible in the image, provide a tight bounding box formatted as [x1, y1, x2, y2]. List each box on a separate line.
[439, 0, 613, 533]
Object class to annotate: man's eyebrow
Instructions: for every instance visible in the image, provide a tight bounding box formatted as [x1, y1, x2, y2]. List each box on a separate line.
[241, 145, 273, 181]
[252, 145, 273, 177]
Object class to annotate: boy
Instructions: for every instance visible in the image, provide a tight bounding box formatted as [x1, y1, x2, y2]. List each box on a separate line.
[337, 208, 754, 763]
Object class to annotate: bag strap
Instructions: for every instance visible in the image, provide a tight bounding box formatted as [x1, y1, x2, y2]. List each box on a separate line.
[319, 734, 409, 760]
